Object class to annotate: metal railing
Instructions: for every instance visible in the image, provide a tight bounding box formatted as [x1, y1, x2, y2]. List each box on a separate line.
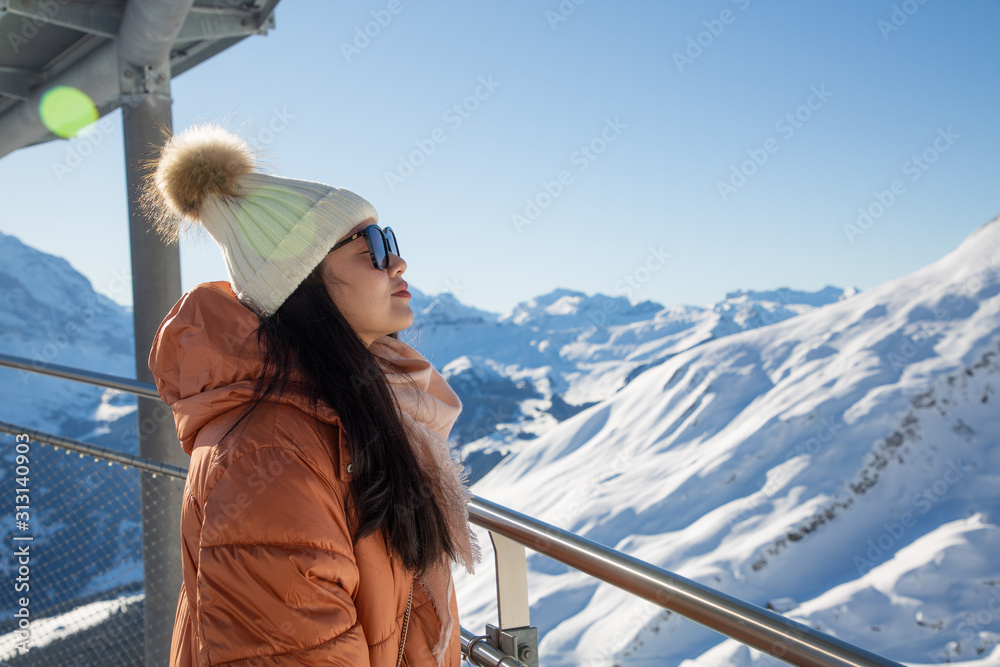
[470, 497, 902, 667]
[0, 352, 906, 667]
[0, 352, 160, 400]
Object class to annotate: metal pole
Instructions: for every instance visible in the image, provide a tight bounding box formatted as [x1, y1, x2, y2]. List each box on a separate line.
[122, 91, 183, 667]
[115, 0, 194, 658]
[469, 497, 905, 667]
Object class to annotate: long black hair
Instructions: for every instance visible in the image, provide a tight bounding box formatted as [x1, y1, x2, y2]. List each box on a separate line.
[221, 263, 457, 574]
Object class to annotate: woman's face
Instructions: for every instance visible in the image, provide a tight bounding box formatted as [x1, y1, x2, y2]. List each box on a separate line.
[319, 219, 413, 346]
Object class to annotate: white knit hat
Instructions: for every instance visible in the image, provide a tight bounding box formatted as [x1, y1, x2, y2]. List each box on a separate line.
[148, 124, 378, 316]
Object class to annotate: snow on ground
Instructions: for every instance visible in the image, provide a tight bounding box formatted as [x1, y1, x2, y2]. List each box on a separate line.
[455, 216, 1000, 665]
[0, 594, 142, 660]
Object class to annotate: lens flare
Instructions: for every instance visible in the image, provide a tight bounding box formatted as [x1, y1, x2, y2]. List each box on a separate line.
[38, 86, 98, 138]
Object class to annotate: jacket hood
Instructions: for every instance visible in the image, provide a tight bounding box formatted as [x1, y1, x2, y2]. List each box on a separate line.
[148, 281, 337, 454]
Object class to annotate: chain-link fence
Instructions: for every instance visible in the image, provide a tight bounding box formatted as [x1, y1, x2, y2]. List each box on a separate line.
[0, 425, 185, 667]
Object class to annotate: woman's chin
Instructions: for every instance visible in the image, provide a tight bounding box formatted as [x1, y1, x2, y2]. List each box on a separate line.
[392, 305, 415, 330]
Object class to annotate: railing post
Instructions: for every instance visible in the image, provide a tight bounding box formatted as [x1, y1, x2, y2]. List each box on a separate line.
[486, 531, 538, 667]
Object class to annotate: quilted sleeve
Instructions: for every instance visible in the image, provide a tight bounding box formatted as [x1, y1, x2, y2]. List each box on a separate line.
[194, 444, 369, 666]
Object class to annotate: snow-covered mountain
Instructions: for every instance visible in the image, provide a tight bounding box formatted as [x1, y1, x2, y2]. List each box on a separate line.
[405, 282, 852, 481]
[453, 216, 1000, 666]
[2, 215, 997, 666]
[0, 232, 136, 434]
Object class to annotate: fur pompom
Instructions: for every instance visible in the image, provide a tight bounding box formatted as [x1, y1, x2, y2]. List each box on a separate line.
[142, 124, 255, 242]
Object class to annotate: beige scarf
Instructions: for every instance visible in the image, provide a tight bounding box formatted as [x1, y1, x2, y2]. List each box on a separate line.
[371, 335, 480, 665]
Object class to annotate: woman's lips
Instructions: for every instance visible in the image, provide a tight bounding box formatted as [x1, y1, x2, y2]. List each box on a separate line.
[393, 291, 411, 298]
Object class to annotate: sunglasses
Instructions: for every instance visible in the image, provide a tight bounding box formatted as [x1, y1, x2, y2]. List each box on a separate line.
[330, 225, 400, 270]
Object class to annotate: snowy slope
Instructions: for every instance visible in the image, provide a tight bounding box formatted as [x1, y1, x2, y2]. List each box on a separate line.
[0, 231, 136, 438]
[454, 216, 1000, 666]
[0, 594, 143, 662]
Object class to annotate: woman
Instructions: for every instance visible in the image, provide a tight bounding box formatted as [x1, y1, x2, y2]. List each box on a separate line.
[145, 124, 478, 666]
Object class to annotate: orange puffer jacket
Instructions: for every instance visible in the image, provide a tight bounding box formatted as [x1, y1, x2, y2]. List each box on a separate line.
[148, 281, 461, 667]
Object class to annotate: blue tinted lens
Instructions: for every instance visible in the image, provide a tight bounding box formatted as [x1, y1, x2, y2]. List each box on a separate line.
[385, 227, 399, 258]
[367, 226, 388, 269]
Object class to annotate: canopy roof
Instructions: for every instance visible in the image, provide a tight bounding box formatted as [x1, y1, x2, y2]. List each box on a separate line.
[0, 0, 278, 158]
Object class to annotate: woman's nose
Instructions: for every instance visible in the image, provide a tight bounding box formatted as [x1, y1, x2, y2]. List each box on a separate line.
[388, 252, 406, 275]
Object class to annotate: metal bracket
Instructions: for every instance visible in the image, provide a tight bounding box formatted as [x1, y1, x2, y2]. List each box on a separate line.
[486, 624, 538, 667]
[487, 530, 538, 667]
[119, 62, 170, 98]
[490, 530, 530, 628]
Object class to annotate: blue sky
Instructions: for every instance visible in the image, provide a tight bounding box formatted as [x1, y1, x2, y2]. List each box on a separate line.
[1, 0, 998, 315]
